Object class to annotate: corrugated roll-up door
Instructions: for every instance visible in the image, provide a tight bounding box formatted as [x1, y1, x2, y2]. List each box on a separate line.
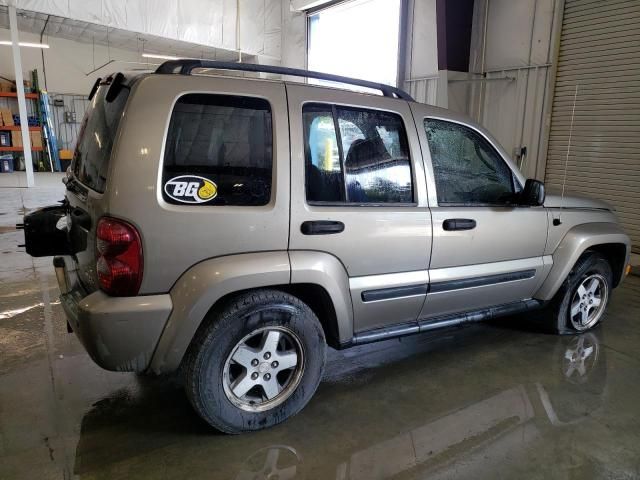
[546, 0, 640, 252]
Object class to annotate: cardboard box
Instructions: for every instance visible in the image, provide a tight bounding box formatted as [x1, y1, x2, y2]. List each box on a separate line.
[0, 81, 13, 93]
[0, 108, 14, 126]
[11, 131, 22, 147]
[59, 149, 73, 160]
[30, 131, 43, 148]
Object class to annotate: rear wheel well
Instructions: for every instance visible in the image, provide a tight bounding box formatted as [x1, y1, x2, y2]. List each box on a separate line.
[584, 243, 627, 287]
[279, 284, 340, 348]
[197, 284, 341, 350]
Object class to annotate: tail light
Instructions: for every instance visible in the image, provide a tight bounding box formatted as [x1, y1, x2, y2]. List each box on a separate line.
[96, 217, 143, 296]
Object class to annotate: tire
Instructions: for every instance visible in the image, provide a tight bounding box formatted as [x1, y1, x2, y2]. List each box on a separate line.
[183, 289, 326, 433]
[542, 251, 613, 335]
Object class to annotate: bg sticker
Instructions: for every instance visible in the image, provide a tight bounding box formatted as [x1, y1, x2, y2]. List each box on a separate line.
[164, 175, 218, 204]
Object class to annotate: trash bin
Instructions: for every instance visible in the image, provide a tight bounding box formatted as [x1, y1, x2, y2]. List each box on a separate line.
[0, 155, 14, 173]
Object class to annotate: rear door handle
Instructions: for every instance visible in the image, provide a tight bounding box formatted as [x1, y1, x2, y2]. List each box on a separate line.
[443, 218, 476, 231]
[301, 220, 345, 235]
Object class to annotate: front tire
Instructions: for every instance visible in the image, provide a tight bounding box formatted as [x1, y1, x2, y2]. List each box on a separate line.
[543, 252, 613, 334]
[183, 289, 326, 433]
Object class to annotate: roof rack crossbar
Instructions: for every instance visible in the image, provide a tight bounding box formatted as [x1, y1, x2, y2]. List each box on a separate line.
[155, 60, 414, 101]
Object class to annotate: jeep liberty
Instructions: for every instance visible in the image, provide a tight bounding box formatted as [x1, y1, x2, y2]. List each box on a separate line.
[22, 61, 631, 433]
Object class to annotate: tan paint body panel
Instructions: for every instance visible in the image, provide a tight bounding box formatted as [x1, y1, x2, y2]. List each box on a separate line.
[150, 251, 291, 373]
[534, 222, 631, 300]
[106, 74, 291, 294]
[349, 270, 429, 332]
[409, 102, 550, 318]
[286, 83, 432, 332]
[61, 288, 172, 372]
[423, 257, 553, 319]
[289, 250, 354, 342]
[55, 72, 632, 374]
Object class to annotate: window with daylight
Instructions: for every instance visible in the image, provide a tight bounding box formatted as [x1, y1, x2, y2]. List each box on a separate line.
[307, 0, 402, 91]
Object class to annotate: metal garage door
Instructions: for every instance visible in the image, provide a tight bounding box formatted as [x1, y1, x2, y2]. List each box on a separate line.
[545, 0, 640, 252]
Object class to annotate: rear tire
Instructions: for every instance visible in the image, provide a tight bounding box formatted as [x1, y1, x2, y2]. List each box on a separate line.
[542, 252, 612, 335]
[183, 289, 326, 433]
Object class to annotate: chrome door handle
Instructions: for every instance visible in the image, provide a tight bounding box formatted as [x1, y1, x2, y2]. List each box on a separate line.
[301, 220, 345, 235]
[443, 218, 476, 231]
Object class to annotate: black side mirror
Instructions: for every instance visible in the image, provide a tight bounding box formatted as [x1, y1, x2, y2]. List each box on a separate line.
[521, 179, 545, 206]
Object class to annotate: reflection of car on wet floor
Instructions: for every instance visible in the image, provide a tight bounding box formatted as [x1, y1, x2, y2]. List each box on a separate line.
[72, 328, 608, 479]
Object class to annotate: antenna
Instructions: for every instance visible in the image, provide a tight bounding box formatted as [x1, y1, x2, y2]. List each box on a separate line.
[556, 83, 578, 226]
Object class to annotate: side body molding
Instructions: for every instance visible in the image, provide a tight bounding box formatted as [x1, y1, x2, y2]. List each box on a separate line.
[150, 252, 290, 373]
[534, 222, 631, 301]
[289, 250, 354, 344]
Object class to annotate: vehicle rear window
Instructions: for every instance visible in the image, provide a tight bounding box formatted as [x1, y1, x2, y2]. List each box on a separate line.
[162, 94, 273, 206]
[73, 80, 130, 193]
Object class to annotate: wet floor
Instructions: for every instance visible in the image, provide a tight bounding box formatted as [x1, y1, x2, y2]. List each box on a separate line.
[1, 183, 640, 479]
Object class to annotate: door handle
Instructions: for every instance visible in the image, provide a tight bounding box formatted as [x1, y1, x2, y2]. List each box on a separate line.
[301, 220, 345, 235]
[443, 218, 476, 231]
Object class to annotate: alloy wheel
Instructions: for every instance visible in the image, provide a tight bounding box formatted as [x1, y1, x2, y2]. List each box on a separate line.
[223, 326, 305, 412]
[569, 273, 608, 331]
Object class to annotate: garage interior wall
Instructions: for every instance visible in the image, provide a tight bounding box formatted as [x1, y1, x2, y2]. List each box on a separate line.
[462, 0, 559, 181]
[0, 27, 142, 93]
[402, 0, 440, 105]
[0, 1, 305, 152]
[0, 0, 284, 58]
[0, 3, 309, 93]
[401, 0, 561, 184]
[544, 0, 640, 252]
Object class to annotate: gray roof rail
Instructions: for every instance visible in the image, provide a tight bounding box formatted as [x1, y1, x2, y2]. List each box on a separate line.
[155, 60, 414, 101]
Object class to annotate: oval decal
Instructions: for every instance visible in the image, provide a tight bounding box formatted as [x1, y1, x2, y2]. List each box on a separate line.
[164, 175, 218, 204]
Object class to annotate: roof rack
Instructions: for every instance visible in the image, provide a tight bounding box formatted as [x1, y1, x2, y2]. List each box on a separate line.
[155, 60, 414, 101]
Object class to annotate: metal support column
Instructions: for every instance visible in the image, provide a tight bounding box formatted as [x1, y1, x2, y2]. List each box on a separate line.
[9, 4, 34, 187]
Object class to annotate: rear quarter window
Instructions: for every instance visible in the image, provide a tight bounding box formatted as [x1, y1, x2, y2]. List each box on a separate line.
[162, 94, 273, 206]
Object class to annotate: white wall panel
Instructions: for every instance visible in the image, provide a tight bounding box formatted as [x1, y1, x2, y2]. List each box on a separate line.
[0, 27, 141, 93]
[73, 0, 102, 24]
[102, 0, 126, 28]
[406, 0, 438, 80]
[280, 0, 306, 70]
[4, 0, 282, 59]
[467, 0, 559, 180]
[122, 0, 146, 33]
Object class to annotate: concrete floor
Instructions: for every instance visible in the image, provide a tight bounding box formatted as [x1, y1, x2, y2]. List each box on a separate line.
[1, 182, 640, 480]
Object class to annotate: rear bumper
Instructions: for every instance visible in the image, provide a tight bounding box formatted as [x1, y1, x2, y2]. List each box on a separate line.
[55, 257, 172, 372]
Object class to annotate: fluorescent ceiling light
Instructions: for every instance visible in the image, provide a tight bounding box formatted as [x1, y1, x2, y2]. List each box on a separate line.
[0, 41, 49, 48]
[142, 53, 180, 60]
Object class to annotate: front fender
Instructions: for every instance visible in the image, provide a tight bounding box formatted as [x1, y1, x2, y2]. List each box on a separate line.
[150, 252, 290, 373]
[535, 223, 631, 301]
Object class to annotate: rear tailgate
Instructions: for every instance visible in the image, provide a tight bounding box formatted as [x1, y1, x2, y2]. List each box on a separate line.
[65, 73, 133, 293]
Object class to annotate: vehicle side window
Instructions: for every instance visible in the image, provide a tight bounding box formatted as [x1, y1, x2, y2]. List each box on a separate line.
[304, 105, 345, 202]
[424, 119, 515, 205]
[304, 103, 413, 204]
[162, 94, 272, 206]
